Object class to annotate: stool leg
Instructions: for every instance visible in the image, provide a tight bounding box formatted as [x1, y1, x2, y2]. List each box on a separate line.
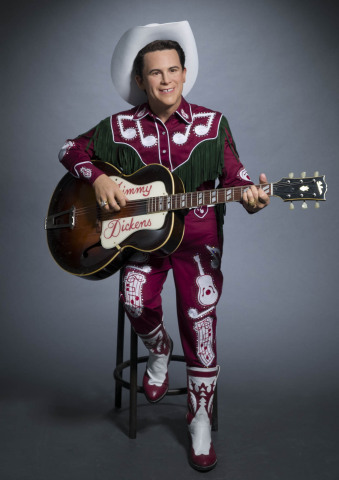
[115, 271, 125, 409]
[129, 327, 138, 439]
[211, 384, 218, 431]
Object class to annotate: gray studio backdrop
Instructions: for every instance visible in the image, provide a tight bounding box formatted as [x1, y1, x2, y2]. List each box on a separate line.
[1, 0, 338, 404]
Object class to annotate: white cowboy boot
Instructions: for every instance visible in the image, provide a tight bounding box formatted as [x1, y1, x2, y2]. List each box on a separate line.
[138, 323, 173, 403]
[186, 365, 220, 471]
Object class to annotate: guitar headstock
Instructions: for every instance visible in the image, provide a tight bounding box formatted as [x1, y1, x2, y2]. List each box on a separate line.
[273, 172, 327, 208]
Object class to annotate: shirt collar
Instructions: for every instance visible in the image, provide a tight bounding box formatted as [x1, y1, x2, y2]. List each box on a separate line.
[131, 97, 192, 124]
[132, 104, 149, 120]
[175, 97, 193, 124]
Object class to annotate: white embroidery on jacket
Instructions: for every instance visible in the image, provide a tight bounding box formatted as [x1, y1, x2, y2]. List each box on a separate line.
[172, 112, 216, 145]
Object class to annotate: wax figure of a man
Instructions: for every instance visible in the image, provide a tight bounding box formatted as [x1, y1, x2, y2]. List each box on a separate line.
[58, 21, 269, 472]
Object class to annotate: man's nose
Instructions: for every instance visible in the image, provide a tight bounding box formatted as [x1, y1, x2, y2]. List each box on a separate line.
[161, 72, 170, 83]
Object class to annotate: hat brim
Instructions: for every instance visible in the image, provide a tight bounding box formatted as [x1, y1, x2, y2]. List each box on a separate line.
[111, 21, 198, 106]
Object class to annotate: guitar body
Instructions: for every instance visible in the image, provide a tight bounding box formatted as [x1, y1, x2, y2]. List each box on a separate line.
[46, 162, 185, 280]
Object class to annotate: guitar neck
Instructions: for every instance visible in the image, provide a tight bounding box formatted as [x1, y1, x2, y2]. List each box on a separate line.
[148, 184, 272, 213]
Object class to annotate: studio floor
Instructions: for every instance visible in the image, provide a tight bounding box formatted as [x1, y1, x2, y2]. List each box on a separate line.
[1, 376, 338, 480]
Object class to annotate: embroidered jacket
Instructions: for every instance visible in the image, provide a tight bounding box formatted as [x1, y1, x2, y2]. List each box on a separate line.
[59, 97, 252, 191]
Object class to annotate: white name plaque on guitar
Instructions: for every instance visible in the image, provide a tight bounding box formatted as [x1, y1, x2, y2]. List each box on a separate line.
[100, 176, 167, 249]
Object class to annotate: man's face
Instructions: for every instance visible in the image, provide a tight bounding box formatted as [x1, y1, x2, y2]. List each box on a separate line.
[135, 49, 186, 115]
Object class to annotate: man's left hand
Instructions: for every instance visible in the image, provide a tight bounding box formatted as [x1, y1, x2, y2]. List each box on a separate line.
[242, 173, 270, 213]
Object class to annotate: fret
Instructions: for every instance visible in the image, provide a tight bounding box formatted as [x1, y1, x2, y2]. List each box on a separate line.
[226, 189, 232, 202]
[262, 183, 271, 196]
[186, 192, 191, 209]
[211, 190, 217, 204]
[167, 196, 171, 211]
[198, 192, 203, 205]
[181, 194, 186, 208]
[192, 192, 196, 208]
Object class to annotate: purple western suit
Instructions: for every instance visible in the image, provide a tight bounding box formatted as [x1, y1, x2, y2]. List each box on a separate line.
[59, 97, 253, 368]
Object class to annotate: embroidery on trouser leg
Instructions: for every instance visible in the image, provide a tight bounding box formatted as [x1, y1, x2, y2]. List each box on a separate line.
[193, 317, 215, 367]
[193, 254, 219, 306]
[124, 270, 146, 318]
[188, 305, 215, 320]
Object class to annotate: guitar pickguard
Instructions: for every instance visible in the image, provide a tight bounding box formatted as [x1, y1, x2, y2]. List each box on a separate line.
[100, 177, 168, 249]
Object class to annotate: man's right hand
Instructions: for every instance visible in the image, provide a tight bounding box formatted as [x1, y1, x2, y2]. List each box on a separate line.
[93, 174, 127, 211]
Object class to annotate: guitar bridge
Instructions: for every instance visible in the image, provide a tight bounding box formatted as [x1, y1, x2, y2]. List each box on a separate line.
[45, 206, 75, 230]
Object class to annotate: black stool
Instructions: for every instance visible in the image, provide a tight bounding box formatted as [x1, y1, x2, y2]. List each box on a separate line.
[113, 270, 218, 439]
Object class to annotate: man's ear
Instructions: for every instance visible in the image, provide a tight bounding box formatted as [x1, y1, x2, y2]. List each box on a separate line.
[135, 75, 144, 90]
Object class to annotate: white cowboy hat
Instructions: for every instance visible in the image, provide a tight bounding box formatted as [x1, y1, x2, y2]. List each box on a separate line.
[111, 21, 199, 106]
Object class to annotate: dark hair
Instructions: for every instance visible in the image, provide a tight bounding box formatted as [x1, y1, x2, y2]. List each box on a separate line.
[133, 40, 185, 78]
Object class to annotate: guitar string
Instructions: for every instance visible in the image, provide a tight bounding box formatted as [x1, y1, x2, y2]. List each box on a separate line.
[67, 180, 317, 218]
[71, 183, 265, 215]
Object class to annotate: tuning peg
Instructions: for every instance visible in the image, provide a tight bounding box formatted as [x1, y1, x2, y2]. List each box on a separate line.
[301, 171, 306, 178]
[302, 201, 308, 209]
[314, 171, 319, 177]
[288, 172, 294, 179]
[289, 202, 294, 210]
[315, 201, 320, 209]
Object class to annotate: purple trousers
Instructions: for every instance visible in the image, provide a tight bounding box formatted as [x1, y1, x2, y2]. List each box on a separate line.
[120, 207, 224, 368]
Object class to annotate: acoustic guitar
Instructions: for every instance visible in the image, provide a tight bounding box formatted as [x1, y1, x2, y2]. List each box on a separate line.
[45, 161, 327, 280]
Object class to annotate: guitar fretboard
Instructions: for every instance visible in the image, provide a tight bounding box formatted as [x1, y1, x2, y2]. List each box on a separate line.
[147, 184, 273, 213]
